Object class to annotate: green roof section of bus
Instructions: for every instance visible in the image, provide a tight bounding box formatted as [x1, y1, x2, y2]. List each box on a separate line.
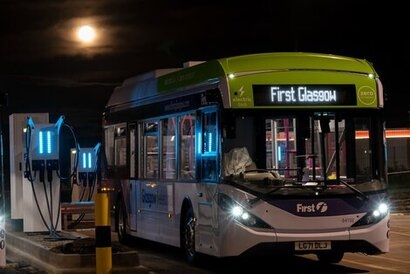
[106, 52, 381, 111]
[218, 52, 377, 75]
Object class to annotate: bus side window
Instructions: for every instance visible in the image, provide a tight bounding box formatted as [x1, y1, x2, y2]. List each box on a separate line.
[104, 126, 115, 167]
[114, 125, 128, 178]
[142, 120, 159, 179]
[201, 110, 218, 181]
[129, 123, 137, 178]
[115, 129, 127, 167]
[162, 117, 177, 179]
[179, 114, 196, 179]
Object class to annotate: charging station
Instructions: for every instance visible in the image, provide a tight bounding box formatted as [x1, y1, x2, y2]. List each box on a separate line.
[9, 113, 49, 223]
[25, 116, 64, 234]
[64, 144, 100, 229]
[72, 145, 99, 202]
[9, 114, 65, 233]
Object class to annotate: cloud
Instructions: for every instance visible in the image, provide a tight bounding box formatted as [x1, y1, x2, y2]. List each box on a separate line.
[1, 2, 224, 87]
[1, 1, 222, 60]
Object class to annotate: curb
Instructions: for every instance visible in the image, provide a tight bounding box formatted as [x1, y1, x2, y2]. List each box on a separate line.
[5, 230, 151, 274]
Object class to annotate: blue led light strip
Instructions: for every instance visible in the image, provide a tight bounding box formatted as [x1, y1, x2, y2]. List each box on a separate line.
[88, 152, 92, 169]
[47, 131, 52, 154]
[39, 131, 44, 154]
[82, 152, 86, 169]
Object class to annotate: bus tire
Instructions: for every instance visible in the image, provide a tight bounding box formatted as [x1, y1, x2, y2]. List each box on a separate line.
[181, 207, 198, 265]
[316, 251, 344, 264]
[115, 199, 128, 244]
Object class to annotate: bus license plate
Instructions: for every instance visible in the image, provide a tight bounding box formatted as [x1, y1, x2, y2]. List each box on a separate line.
[295, 241, 331, 251]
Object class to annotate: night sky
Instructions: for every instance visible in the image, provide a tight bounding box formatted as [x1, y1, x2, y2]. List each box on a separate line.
[0, 0, 409, 149]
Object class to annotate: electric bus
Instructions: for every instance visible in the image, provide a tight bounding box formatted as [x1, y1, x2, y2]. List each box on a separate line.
[101, 52, 390, 264]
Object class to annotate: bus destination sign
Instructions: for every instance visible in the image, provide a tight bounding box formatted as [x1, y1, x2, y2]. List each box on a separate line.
[253, 84, 357, 106]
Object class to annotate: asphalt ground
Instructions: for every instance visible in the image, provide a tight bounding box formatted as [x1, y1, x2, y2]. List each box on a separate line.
[1, 185, 409, 273]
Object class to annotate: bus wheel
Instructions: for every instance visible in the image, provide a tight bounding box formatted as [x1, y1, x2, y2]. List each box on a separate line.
[116, 200, 128, 243]
[316, 251, 344, 264]
[182, 207, 197, 264]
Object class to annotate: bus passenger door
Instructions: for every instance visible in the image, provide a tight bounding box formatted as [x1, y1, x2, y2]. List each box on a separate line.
[196, 107, 219, 252]
[136, 118, 177, 242]
[136, 120, 160, 239]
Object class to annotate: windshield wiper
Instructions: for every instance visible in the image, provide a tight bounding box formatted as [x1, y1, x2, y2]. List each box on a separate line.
[248, 186, 283, 206]
[338, 179, 369, 201]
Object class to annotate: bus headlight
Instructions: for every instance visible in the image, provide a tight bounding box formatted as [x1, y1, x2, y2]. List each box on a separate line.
[218, 193, 272, 229]
[352, 202, 390, 227]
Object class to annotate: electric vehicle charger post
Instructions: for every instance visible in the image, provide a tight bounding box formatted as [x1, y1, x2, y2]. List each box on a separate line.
[68, 144, 100, 229]
[24, 115, 78, 240]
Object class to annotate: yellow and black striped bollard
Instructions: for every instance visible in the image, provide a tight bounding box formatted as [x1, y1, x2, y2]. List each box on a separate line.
[95, 186, 112, 273]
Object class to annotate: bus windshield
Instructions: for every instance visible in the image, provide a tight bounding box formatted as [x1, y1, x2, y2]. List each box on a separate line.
[222, 111, 387, 197]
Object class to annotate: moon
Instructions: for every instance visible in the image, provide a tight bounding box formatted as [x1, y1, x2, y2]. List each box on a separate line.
[77, 25, 96, 43]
